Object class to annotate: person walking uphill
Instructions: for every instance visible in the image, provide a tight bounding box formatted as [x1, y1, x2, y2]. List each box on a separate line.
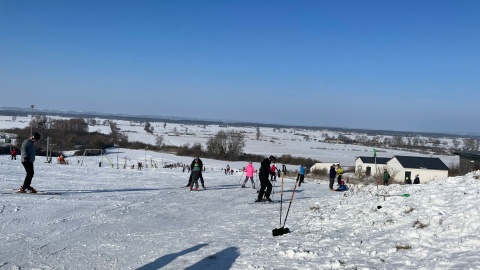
[296, 165, 305, 187]
[19, 132, 41, 193]
[383, 169, 391, 186]
[242, 162, 256, 189]
[329, 165, 336, 190]
[255, 155, 275, 202]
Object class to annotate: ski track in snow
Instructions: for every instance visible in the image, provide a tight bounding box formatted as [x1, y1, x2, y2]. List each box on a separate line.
[1, 150, 480, 269]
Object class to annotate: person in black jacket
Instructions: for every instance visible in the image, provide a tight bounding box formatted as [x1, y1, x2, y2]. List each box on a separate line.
[256, 155, 276, 202]
[186, 157, 205, 189]
[329, 165, 336, 190]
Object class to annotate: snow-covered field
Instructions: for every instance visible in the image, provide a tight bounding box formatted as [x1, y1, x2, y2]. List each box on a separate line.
[0, 115, 458, 168]
[1, 114, 479, 269]
[1, 149, 480, 269]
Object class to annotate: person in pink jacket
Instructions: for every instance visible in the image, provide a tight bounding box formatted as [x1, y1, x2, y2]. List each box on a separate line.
[242, 161, 256, 188]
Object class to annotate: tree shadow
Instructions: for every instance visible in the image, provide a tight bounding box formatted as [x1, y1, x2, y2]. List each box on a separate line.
[136, 243, 208, 270]
[184, 246, 240, 270]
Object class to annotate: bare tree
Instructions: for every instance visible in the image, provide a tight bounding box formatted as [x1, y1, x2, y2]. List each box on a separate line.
[206, 130, 246, 160]
[391, 135, 404, 147]
[155, 135, 164, 147]
[463, 138, 476, 151]
[452, 137, 460, 149]
[256, 127, 261, 140]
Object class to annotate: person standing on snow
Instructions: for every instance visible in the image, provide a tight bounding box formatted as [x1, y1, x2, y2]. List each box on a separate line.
[256, 155, 275, 202]
[19, 132, 41, 193]
[296, 165, 305, 187]
[413, 174, 420, 184]
[270, 162, 277, 182]
[242, 161, 256, 188]
[10, 147, 17, 160]
[329, 165, 336, 190]
[189, 157, 203, 191]
[383, 169, 391, 186]
[336, 164, 344, 186]
[186, 157, 205, 189]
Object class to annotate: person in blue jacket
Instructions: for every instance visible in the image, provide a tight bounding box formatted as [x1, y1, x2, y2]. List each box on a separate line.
[296, 165, 305, 187]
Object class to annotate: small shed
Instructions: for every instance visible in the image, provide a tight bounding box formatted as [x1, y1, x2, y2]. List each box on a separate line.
[453, 151, 480, 175]
[387, 156, 449, 184]
[355, 157, 390, 176]
[310, 162, 340, 173]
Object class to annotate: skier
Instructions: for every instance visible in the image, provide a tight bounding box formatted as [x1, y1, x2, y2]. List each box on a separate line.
[329, 164, 336, 190]
[225, 164, 230, 175]
[270, 162, 277, 182]
[296, 165, 305, 187]
[189, 157, 203, 191]
[255, 155, 275, 202]
[242, 161, 256, 188]
[18, 132, 41, 193]
[383, 169, 391, 186]
[413, 174, 420, 184]
[336, 164, 344, 186]
[10, 147, 17, 160]
[186, 157, 205, 189]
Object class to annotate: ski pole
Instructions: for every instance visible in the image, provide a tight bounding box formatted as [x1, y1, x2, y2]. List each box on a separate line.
[282, 176, 299, 228]
[279, 172, 285, 227]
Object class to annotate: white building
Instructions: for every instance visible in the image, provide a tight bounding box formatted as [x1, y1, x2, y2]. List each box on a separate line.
[387, 156, 449, 184]
[355, 157, 390, 176]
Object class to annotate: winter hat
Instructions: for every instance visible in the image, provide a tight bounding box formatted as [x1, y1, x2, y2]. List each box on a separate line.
[32, 132, 41, 140]
[268, 155, 276, 162]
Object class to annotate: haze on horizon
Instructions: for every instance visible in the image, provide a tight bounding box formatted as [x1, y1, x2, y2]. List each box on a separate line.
[1, 1, 479, 134]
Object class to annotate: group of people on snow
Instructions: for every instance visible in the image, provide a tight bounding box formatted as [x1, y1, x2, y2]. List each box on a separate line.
[329, 164, 345, 191]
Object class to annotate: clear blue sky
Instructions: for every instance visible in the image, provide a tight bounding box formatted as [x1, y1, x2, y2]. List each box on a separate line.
[1, 0, 479, 133]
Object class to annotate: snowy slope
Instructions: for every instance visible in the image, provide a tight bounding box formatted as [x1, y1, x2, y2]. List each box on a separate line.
[1, 148, 480, 269]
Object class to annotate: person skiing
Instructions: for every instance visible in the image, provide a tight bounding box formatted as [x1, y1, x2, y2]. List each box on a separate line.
[296, 165, 305, 187]
[329, 165, 336, 190]
[189, 157, 203, 191]
[19, 132, 41, 193]
[413, 174, 420, 184]
[10, 147, 17, 160]
[336, 164, 344, 186]
[270, 162, 277, 181]
[186, 157, 205, 189]
[256, 155, 275, 202]
[242, 161, 255, 188]
[383, 169, 391, 186]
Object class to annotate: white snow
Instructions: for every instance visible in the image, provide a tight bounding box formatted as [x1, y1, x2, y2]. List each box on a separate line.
[2, 115, 479, 269]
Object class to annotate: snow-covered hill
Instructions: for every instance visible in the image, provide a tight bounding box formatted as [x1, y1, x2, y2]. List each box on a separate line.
[1, 148, 479, 269]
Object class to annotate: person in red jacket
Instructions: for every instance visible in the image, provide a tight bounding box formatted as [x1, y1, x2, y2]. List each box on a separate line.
[10, 148, 17, 160]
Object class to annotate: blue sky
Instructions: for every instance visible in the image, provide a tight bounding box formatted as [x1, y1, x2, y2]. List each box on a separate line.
[1, 1, 479, 133]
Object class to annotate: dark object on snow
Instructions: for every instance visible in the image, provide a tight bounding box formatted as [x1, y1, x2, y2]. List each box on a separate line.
[272, 176, 299, 237]
[272, 227, 290, 236]
[377, 205, 382, 209]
